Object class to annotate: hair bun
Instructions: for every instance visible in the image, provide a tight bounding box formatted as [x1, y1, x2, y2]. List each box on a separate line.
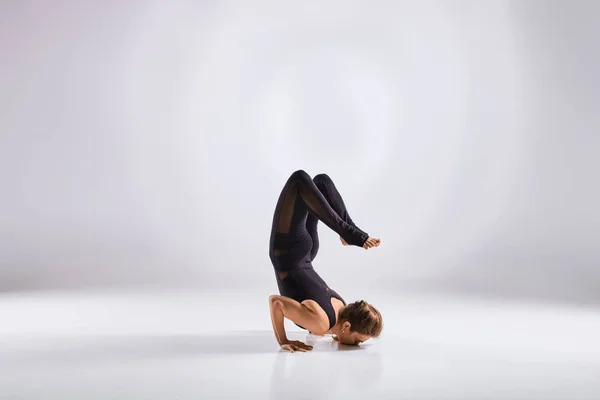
[339, 300, 383, 337]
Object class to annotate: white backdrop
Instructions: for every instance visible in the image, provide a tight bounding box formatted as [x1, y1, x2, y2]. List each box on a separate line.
[1, 1, 598, 305]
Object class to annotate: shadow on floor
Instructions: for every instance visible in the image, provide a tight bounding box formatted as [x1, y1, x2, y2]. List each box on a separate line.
[0, 331, 373, 366]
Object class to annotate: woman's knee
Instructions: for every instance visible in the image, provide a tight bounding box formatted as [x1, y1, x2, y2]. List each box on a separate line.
[290, 169, 311, 182]
[313, 173, 332, 186]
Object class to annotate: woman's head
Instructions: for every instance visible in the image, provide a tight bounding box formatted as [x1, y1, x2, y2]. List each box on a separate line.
[335, 300, 383, 346]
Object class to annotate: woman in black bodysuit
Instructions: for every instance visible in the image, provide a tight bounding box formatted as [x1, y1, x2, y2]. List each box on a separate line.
[268, 170, 383, 353]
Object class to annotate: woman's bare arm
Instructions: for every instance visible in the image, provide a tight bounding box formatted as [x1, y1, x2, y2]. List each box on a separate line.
[269, 295, 328, 351]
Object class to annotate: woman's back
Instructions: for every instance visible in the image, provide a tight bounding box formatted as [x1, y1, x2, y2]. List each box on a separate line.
[275, 266, 345, 329]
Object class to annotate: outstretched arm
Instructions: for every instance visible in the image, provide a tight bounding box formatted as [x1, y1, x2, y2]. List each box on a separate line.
[269, 295, 327, 352]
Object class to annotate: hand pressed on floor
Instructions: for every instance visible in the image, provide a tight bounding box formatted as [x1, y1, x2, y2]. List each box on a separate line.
[280, 340, 313, 353]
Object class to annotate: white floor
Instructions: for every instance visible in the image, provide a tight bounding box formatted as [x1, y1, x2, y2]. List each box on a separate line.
[1, 289, 599, 399]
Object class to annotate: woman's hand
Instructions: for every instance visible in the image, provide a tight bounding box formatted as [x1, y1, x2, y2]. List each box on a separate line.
[363, 237, 381, 249]
[280, 340, 313, 353]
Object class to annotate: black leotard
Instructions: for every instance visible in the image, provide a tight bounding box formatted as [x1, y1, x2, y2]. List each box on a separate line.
[268, 170, 369, 329]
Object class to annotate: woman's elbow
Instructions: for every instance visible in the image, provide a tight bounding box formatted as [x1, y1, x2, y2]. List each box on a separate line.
[269, 295, 283, 308]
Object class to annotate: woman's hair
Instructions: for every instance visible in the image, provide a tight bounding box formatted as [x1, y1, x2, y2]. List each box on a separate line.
[338, 300, 383, 337]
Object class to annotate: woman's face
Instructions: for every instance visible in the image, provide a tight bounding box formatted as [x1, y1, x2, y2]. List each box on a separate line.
[336, 323, 371, 346]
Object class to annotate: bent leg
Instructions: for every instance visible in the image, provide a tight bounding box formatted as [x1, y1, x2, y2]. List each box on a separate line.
[287, 170, 368, 247]
[270, 170, 369, 273]
[306, 173, 360, 260]
[313, 173, 357, 227]
[269, 171, 311, 260]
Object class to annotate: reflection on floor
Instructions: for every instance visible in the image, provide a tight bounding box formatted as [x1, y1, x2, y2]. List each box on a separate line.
[1, 289, 599, 399]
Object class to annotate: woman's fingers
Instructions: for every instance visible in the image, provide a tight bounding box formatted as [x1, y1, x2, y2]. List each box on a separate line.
[289, 340, 313, 350]
[281, 344, 294, 353]
[282, 344, 298, 352]
[281, 342, 312, 353]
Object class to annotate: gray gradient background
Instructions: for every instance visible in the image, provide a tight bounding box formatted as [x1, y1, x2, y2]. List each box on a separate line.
[1, 0, 598, 306]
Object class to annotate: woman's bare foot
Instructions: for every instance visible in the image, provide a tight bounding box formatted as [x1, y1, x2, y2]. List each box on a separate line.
[363, 237, 381, 250]
[340, 237, 381, 248]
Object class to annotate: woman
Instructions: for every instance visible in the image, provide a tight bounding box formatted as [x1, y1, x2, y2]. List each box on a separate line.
[268, 170, 383, 353]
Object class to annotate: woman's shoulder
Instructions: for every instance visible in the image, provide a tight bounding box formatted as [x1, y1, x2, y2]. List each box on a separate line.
[299, 299, 331, 334]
